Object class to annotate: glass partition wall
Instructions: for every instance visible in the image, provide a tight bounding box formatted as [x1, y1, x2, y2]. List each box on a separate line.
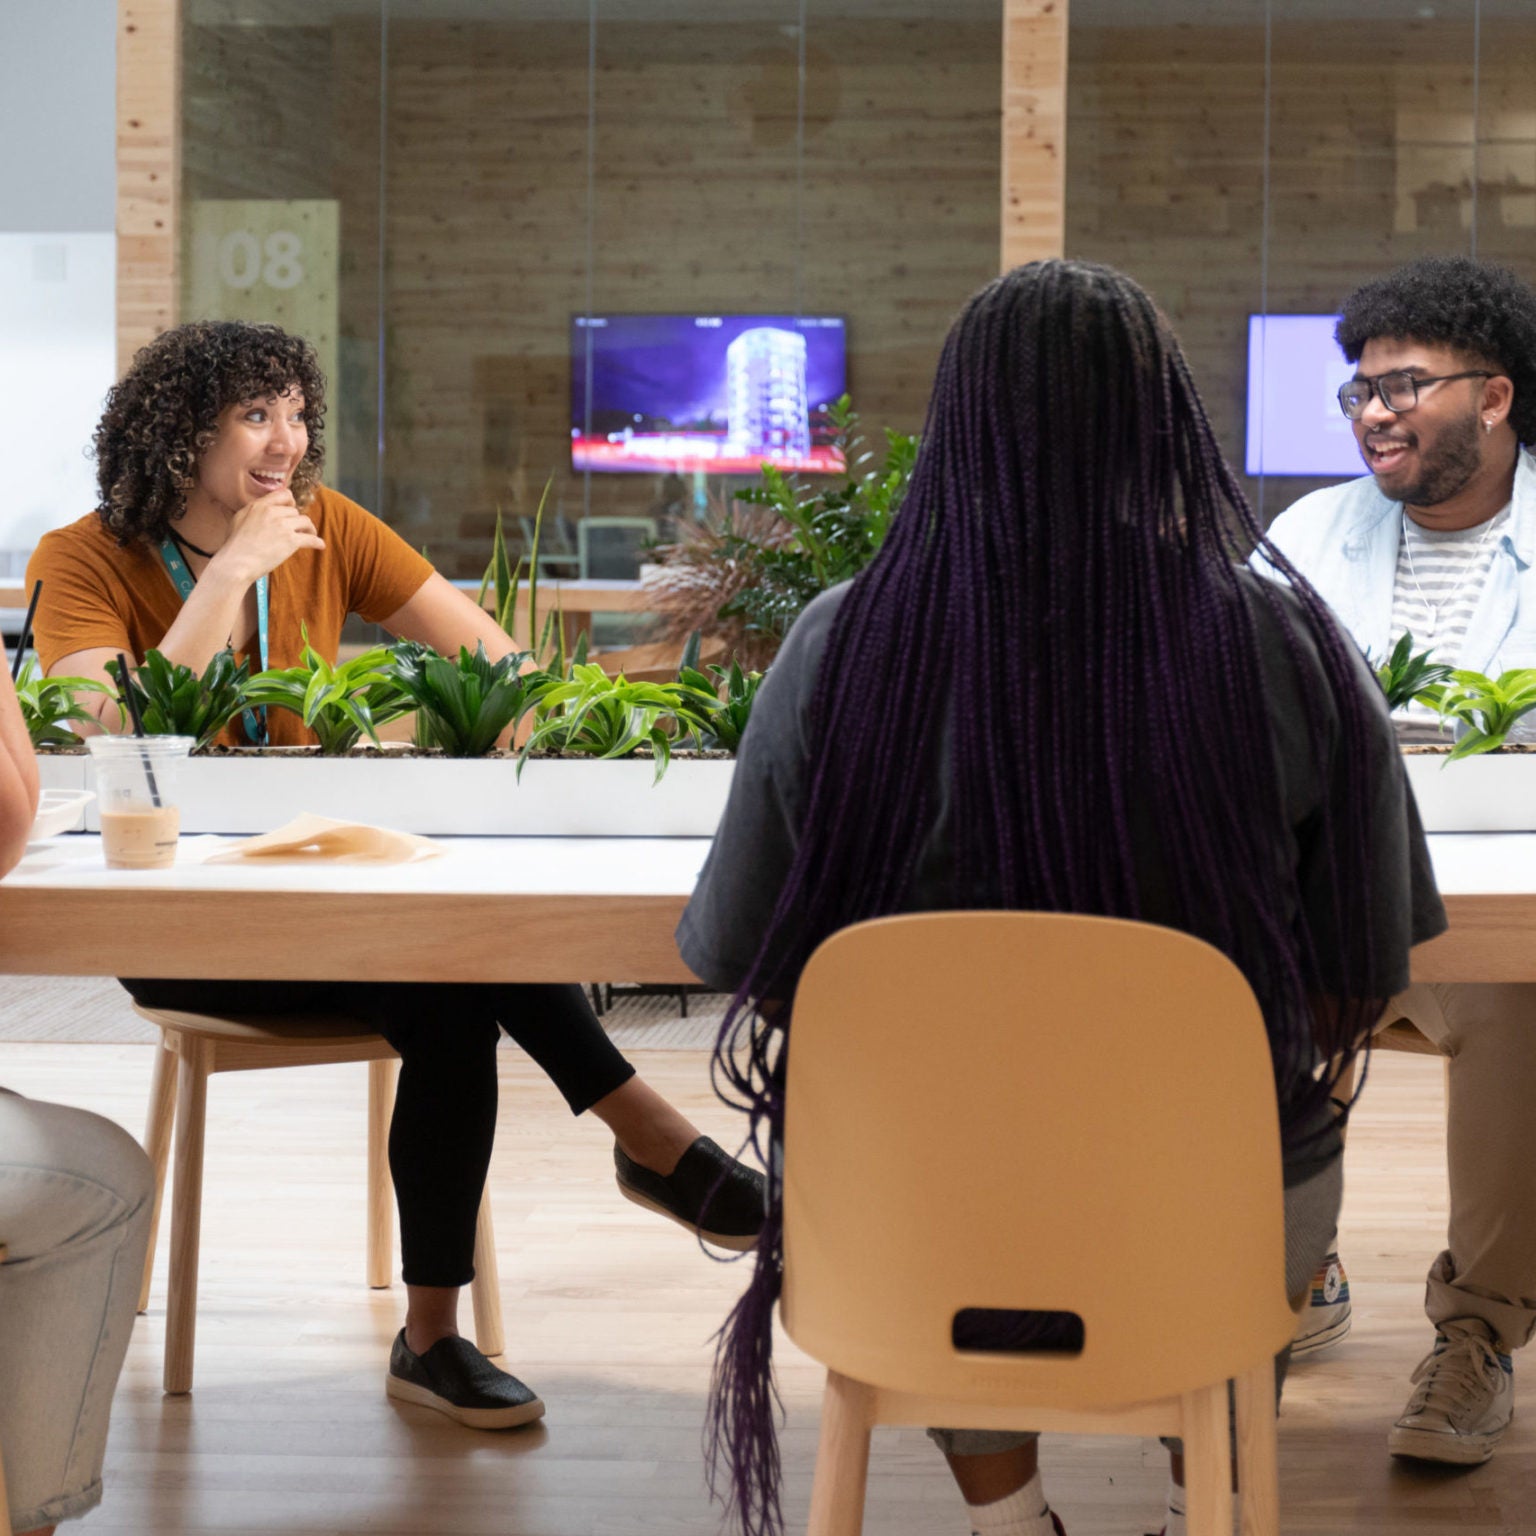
[179, 0, 1005, 585]
[1066, 0, 1536, 527]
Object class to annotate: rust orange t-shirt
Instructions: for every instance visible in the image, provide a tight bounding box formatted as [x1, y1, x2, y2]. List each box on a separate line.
[25, 487, 434, 747]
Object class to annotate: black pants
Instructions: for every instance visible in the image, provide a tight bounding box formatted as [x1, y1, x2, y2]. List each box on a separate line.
[121, 978, 635, 1287]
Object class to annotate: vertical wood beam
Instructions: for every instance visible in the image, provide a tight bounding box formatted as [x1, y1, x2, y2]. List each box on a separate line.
[117, 0, 181, 375]
[1002, 0, 1068, 271]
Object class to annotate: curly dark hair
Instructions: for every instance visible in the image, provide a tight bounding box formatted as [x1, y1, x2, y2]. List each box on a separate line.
[93, 320, 327, 544]
[1336, 255, 1536, 446]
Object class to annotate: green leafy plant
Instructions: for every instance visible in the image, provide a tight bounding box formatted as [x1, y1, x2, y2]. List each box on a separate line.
[718, 396, 916, 652]
[518, 663, 719, 783]
[1426, 668, 1536, 760]
[386, 641, 535, 758]
[244, 637, 414, 755]
[13, 656, 119, 747]
[1373, 632, 1456, 712]
[643, 397, 918, 666]
[477, 479, 572, 673]
[105, 648, 250, 749]
[669, 633, 765, 752]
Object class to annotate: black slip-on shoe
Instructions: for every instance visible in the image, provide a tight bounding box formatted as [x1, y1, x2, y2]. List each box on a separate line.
[386, 1329, 545, 1430]
[614, 1135, 766, 1251]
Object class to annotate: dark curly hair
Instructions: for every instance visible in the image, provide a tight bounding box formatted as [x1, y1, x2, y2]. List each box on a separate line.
[93, 320, 326, 544]
[1336, 255, 1536, 446]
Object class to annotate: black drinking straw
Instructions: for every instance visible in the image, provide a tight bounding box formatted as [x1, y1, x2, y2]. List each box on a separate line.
[115, 651, 162, 809]
[10, 578, 40, 682]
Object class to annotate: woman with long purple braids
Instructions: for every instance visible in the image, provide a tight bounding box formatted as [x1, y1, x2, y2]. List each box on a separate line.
[678, 259, 1445, 1536]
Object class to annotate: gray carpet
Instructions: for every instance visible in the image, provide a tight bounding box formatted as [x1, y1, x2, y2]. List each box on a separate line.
[0, 975, 727, 1048]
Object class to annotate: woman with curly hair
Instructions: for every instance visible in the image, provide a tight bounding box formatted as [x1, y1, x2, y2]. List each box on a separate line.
[26, 319, 763, 1429]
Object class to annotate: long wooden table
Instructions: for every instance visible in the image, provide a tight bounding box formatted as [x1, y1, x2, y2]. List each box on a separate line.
[0, 835, 705, 982]
[0, 830, 1530, 983]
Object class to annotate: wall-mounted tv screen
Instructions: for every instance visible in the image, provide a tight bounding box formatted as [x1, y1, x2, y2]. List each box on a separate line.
[1245, 314, 1364, 478]
[571, 313, 847, 475]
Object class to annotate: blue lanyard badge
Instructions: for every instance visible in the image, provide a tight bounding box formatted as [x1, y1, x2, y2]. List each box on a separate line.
[158, 537, 269, 745]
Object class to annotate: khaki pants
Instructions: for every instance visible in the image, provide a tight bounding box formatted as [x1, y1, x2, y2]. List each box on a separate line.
[0, 1092, 152, 1532]
[1385, 984, 1536, 1353]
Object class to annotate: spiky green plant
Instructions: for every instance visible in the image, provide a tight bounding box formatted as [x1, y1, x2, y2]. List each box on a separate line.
[14, 656, 119, 747]
[244, 638, 414, 754]
[105, 649, 250, 749]
[386, 641, 535, 758]
[477, 478, 571, 672]
[1373, 632, 1456, 712]
[669, 633, 764, 752]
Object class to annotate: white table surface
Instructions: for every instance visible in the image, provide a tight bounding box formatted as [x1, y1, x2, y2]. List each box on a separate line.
[0, 834, 712, 983]
[5, 833, 712, 896]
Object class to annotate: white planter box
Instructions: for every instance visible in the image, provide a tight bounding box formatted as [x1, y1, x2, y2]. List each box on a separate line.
[1402, 751, 1536, 833]
[52, 751, 734, 838]
[35, 754, 88, 795]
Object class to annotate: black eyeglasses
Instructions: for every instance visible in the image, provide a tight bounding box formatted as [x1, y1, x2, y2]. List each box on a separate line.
[1337, 370, 1494, 420]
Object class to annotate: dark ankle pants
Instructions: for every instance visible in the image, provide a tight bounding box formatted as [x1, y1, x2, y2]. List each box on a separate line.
[121, 977, 635, 1287]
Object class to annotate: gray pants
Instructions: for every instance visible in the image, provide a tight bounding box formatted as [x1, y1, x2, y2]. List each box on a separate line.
[0, 1091, 153, 1532]
[928, 1153, 1343, 1457]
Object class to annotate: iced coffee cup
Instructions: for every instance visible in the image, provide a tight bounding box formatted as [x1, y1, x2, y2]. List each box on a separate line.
[86, 735, 195, 870]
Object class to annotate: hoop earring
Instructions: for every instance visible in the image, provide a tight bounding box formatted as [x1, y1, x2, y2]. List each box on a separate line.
[1485, 419, 1495, 434]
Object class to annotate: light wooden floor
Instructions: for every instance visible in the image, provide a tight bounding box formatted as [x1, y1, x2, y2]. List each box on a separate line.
[1, 1045, 1531, 1536]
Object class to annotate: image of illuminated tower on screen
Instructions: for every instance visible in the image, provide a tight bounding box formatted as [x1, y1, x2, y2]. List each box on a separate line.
[726, 327, 811, 460]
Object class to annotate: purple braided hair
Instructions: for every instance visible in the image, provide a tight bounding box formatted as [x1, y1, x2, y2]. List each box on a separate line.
[706, 260, 1386, 1535]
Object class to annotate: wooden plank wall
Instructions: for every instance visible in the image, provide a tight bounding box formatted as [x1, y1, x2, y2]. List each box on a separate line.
[1003, 0, 1068, 270]
[1064, 17, 1536, 523]
[116, 0, 180, 375]
[374, 17, 1003, 570]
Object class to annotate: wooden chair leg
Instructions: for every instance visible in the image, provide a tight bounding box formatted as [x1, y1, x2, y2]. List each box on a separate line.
[1181, 1380, 1234, 1536]
[470, 1181, 505, 1358]
[1234, 1359, 1280, 1536]
[807, 1369, 875, 1536]
[0, 1432, 12, 1536]
[367, 1058, 399, 1289]
[164, 1036, 213, 1396]
[138, 1031, 179, 1313]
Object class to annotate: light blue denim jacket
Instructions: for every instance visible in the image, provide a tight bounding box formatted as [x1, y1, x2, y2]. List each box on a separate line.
[1261, 446, 1536, 679]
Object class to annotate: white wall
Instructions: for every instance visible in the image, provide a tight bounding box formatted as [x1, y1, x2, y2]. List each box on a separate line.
[0, 1, 116, 234]
[0, 1, 118, 572]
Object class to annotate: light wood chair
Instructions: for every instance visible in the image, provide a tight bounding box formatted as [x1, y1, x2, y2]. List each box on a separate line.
[134, 1006, 505, 1395]
[0, 1241, 9, 1536]
[781, 912, 1300, 1536]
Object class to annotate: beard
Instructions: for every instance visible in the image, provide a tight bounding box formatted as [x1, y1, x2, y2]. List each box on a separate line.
[1375, 407, 1483, 507]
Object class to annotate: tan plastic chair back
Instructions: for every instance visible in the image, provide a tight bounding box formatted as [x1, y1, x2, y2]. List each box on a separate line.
[781, 911, 1299, 1413]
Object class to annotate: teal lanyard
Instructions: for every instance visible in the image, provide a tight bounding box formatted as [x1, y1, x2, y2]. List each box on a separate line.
[158, 537, 268, 745]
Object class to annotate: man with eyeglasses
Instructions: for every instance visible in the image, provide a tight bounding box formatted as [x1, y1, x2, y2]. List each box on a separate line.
[1262, 254, 1536, 1467]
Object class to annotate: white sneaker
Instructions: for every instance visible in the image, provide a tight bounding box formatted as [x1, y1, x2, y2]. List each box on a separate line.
[1291, 1251, 1351, 1358]
[1387, 1327, 1514, 1465]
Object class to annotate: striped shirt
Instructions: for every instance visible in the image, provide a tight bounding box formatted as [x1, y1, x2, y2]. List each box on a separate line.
[1390, 504, 1511, 743]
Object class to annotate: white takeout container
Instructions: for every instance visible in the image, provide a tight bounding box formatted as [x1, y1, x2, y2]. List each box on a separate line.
[29, 787, 95, 838]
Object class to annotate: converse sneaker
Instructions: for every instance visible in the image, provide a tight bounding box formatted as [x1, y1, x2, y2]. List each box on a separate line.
[969, 1514, 1065, 1536]
[1387, 1326, 1514, 1465]
[1291, 1250, 1352, 1358]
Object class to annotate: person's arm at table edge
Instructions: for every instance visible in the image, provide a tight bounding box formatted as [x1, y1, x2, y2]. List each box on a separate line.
[0, 641, 40, 874]
[380, 572, 523, 665]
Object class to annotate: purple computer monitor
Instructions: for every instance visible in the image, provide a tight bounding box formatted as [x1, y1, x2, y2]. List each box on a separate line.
[571, 314, 848, 474]
[1245, 314, 1365, 478]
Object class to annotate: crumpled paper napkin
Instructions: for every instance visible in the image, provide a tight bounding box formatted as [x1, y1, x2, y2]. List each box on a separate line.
[204, 813, 441, 865]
